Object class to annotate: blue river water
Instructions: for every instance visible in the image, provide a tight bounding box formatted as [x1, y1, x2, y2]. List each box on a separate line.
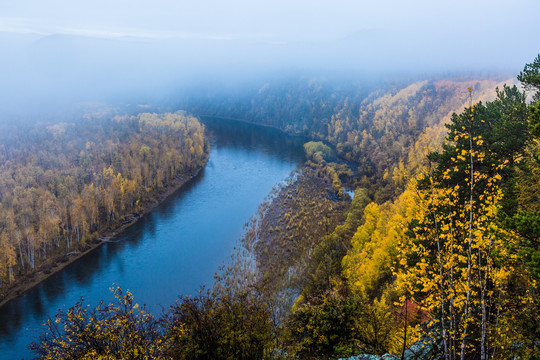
[0, 117, 306, 359]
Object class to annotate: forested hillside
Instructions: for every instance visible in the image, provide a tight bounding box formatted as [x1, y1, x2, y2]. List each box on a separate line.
[289, 69, 539, 358]
[187, 78, 508, 201]
[0, 112, 208, 303]
[25, 54, 540, 359]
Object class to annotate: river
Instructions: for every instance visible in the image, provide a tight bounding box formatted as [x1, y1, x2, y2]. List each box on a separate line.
[0, 117, 306, 359]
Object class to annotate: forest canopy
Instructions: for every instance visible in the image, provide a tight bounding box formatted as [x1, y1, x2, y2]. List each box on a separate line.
[0, 112, 208, 301]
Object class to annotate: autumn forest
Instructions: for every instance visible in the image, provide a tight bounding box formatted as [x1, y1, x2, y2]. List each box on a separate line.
[1, 49, 540, 360]
[0, 112, 207, 300]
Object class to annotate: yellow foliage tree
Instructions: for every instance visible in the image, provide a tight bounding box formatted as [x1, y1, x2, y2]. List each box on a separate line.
[343, 185, 421, 299]
[396, 112, 518, 360]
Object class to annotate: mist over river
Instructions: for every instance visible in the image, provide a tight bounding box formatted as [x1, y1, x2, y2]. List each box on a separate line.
[0, 117, 306, 359]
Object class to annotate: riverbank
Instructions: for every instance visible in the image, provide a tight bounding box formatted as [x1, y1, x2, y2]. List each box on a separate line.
[0, 159, 208, 309]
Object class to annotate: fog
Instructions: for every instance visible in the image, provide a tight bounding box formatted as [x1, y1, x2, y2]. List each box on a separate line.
[1, 0, 539, 120]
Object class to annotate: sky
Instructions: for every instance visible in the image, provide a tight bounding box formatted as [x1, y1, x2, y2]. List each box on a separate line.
[1, 0, 539, 43]
[1, 0, 540, 117]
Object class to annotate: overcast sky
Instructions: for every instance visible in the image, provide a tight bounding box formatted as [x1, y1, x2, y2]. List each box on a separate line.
[1, 0, 539, 43]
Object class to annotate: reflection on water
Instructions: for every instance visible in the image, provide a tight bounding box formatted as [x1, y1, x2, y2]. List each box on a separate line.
[0, 117, 305, 359]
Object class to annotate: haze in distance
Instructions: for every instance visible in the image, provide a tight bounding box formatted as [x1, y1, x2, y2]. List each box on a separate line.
[1, 0, 539, 119]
